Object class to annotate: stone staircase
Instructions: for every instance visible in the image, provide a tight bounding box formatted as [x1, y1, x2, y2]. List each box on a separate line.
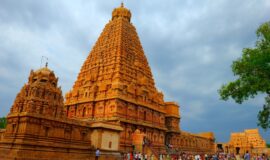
[144, 144, 159, 160]
[143, 138, 167, 160]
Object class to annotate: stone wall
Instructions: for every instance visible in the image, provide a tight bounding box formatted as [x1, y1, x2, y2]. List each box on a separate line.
[168, 131, 215, 154]
[0, 113, 122, 160]
[0, 66, 123, 160]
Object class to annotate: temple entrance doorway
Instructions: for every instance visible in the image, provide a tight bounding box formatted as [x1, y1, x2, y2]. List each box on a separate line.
[236, 147, 240, 154]
[217, 144, 223, 151]
[165, 134, 172, 146]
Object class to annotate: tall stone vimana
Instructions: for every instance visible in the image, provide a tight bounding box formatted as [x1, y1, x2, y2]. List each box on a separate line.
[65, 3, 215, 154]
[0, 3, 215, 160]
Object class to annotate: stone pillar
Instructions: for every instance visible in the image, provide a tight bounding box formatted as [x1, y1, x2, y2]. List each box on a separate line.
[132, 129, 145, 153]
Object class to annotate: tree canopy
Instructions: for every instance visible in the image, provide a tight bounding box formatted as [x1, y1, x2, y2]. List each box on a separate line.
[0, 117, 7, 129]
[219, 21, 270, 129]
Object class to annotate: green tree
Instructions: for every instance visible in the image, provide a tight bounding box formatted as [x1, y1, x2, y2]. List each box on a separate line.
[0, 117, 7, 129]
[219, 21, 270, 129]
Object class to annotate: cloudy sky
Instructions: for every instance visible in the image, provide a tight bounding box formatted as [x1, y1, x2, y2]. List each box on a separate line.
[1, 0, 270, 143]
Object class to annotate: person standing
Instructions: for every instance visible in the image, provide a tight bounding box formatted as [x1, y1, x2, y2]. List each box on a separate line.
[138, 152, 142, 160]
[95, 148, 100, 160]
[150, 154, 154, 160]
[159, 154, 163, 160]
[144, 154, 148, 160]
[130, 152, 133, 160]
[244, 151, 250, 160]
[127, 152, 131, 160]
[135, 152, 138, 160]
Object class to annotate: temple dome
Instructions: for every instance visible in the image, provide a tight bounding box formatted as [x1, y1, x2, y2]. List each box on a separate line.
[29, 66, 58, 87]
[35, 67, 55, 77]
[112, 3, 131, 22]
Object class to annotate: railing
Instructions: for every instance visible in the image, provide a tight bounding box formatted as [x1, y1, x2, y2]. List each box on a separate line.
[144, 144, 159, 159]
[143, 138, 159, 159]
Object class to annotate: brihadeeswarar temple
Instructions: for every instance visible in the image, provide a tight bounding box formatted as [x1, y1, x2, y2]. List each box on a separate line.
[0, 4, 217, 160]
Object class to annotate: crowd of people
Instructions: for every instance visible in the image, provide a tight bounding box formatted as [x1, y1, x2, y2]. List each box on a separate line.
[121, 151, 269, 160]
[122, 152, 154, 160]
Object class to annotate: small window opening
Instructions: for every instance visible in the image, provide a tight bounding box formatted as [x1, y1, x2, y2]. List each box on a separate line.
[12, 124, 16, 132]
[40, 79, 47, 83]
[81, 132, 86, 140]
[45, 127, 49, 137]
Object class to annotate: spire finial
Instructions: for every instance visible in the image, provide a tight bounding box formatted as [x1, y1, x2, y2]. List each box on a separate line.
[112, 2, 131, 22]
[41, 56, 49, 68]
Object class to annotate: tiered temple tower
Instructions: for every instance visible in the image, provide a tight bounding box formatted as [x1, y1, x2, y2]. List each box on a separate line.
[9, 66, 65, 118]
[0, 65, 123, 159]
[65, 3, 180, 151]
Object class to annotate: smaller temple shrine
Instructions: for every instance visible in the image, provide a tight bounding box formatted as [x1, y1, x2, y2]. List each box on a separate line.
[228, 129, 268, 156]
[0, 66, 123, 160]
[216, 129, 269, 156]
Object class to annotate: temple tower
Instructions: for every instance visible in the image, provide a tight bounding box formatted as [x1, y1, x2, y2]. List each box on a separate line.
[1, 65, 123, 160]
[65, 4, 178, 151]
[9, 66, 65, 118]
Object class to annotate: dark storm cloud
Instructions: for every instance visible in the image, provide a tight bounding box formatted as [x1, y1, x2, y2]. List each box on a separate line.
[0, 0, 270, 143]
